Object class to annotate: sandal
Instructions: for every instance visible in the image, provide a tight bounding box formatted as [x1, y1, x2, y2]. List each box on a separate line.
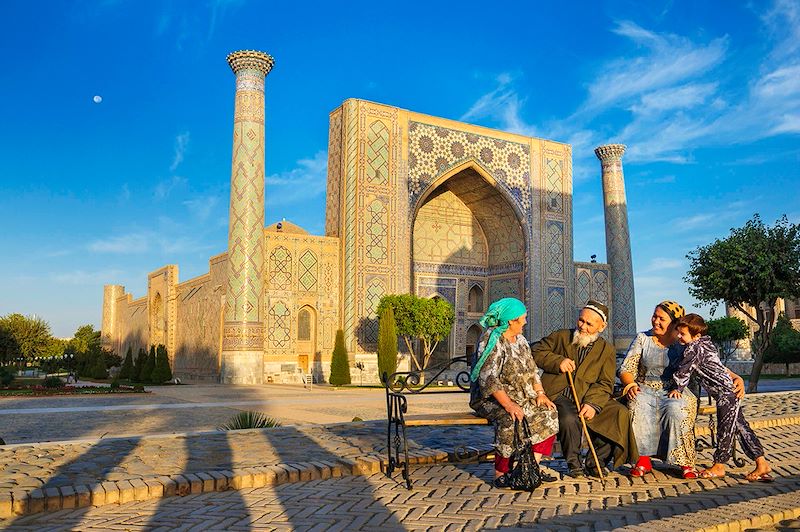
[746, 472, 774, 482]
[681, 467, 699, 479]
[699, 469, 725, 479]
[629, 465, 650, 477]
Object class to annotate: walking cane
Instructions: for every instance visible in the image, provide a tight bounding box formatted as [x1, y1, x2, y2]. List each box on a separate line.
[566, 371, 606, 487]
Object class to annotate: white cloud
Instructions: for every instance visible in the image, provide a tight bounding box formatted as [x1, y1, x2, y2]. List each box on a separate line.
[154, 175, 187, 200]
[674, 214, 715, 232]
[183, 195, 220, 221]
[88, 233, 150, 254]
[265, 151, 328, 206]
[170, 131, 190, 172]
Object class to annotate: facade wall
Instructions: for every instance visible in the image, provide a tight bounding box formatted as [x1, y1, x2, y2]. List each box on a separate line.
[263, 230, 340, 383]
[172, 254, 227, 382]
[574, 261, 613, 342]
[114, 294, 149, 360]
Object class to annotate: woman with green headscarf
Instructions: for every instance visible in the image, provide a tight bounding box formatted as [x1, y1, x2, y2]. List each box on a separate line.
[469, 297, 559, 488]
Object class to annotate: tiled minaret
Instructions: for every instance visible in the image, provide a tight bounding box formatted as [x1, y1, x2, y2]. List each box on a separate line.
[595, 144, 637, 351]
[221, 50, 274, 384]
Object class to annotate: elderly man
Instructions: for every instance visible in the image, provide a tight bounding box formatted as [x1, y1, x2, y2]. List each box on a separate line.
[531, 300, 638, 478]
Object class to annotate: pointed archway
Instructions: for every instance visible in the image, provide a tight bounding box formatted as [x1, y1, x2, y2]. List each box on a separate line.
[411, 162, 528, 360]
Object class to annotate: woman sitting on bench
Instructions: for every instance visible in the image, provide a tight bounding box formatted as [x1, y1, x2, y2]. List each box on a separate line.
[469, 297, 559, 489]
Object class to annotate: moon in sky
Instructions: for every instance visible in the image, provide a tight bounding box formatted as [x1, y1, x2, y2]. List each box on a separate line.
[93, 95, 103, 104]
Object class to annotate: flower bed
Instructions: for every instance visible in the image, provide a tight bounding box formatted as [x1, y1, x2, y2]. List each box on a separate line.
[0, 385, 147, 397]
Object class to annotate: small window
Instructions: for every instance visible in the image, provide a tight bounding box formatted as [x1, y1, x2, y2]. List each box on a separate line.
[298, 309, 311, 341]
[467, 285, 484, 313]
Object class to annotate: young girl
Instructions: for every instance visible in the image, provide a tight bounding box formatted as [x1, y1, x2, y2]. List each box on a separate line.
[668, 313, 773, 481]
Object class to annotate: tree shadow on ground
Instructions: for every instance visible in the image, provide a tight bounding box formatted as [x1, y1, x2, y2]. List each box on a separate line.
[257, 425, 405, 529]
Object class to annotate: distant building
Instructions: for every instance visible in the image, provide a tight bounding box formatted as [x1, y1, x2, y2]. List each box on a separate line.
[101, 51, 638, 384]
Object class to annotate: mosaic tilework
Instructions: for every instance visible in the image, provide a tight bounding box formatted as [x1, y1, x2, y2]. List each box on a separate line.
[546, 221, 565, 279]
[298, 250, 318, 292]
[489, 277, 522, 302]
[407, 122, 531, 217]
[545, 287, 567, 335]
[364, 278, 386, 344]
[596, 145, 637, 345]
[268, 301, 290, 348]
[365, 198, 388, 263]
[325, 108, 343, 237]
[366, 120, 389, 185]
[575, 262, 613, 341]
[269, 246, 292, 291]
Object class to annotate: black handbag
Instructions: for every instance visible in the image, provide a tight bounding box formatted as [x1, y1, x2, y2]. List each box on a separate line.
[507, 419, 543, 491]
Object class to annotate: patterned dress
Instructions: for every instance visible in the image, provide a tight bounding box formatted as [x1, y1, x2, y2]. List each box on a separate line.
[673, 336, 764, 463]
[470, 331, 559, 458]
[620, 331, 697, 467]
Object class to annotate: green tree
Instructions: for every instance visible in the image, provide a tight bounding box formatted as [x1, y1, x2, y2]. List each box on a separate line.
[0, 313, 54, 361]
[69, 324, 101, 354]
[764, 314, 800, 364]
[706, 316, 750, 363]
[141, 345, 157, 383]
[685, 215, 800, 392]
[151, 344, 173, 384]
[119, 345, 134, 380]
[133, 347, 147, 382]
[377, 305, 398, 383]
[329, 329, 351, 385]
[90, 352, 108, 379]
[377, 294, 455, 374]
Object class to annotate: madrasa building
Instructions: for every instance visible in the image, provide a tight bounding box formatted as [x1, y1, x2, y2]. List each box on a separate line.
[100, 50, 639, 385]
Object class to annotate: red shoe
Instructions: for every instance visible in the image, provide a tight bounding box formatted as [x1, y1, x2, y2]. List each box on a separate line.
[682, 467, 699, 479]
[629, 456, 652, 477]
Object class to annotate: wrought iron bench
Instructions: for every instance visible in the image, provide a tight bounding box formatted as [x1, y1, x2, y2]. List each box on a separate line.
[383, 356, 491, 489]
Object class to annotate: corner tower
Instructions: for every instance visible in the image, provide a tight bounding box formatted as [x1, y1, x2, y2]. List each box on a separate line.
[595, 144, 637, 351]
[220, 50, 274, 384]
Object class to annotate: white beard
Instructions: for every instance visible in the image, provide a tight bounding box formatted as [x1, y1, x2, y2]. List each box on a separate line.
[572, 330, 600, 348]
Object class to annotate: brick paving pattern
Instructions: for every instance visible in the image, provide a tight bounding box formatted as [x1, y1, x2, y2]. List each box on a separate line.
[1, 389, 799, 530]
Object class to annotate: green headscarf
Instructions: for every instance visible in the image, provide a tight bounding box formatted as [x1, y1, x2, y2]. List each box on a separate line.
[470, 297, 527, 381]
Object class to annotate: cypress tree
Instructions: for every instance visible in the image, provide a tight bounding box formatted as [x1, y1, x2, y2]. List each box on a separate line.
[377, 306, 398, 383]
[329, 329, 351, 385]
[133, 347, 147, 382]
[90, 352, 108, 379]
[152, 344, 173, 383]
[141, 345, 156, 383]
[119, 345, 134, 380]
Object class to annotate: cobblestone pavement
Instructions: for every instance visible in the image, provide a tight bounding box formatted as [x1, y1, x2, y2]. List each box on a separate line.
[2, 423, 799, 531]
[2, 388, 800, 530]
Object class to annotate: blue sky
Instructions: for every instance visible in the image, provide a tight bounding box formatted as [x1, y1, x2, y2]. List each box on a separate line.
[0, 0, 798, 338]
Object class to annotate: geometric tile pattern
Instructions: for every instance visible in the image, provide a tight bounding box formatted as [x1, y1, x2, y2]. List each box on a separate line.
[269, 246, 292, 291]
[575, 262, 613, 341]
[364, 279, 386, 344]
[489, 277, 521, 302]
[365, 199, 387, 263]
[268, 301, 290, 348]
[298, 250, 318, 292]
[545, 221, 565, 279]
[545, 286, 566, 335]
[545, 158, 564, 213]
[366, 120, 389, 186]
[407, 122, 531, 217]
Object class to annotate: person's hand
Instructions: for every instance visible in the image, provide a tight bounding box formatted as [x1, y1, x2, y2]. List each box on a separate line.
[578, 403, 596, 420]
[505, 401, 524, 421]
[535, 393, 556, 410]
[668, 390, 682, 399]
[559, 358, 576, 373]
[732, 375, 745, 399]
[625, 384, 641, 400]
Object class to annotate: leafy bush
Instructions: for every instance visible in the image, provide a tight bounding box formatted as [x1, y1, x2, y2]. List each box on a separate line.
[764, 314, 800, 363]
[377, 306, 398, 383]
[42, 376, 64, 388]
[151, 344, 173, 384]
[119, 346, 134, 380]
[329, 329, 351, 385]
[133, 384, 145, 392]
[133, 347, 147, 382]
[110, 378, 120, 390]
[141, 346, 156, 383]
[0, 366, 14, 386]
[218, 411, 281, 431]
[90, 353, 108, 379]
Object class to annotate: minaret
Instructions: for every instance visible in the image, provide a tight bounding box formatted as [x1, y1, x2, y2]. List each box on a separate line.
[220, 50, 274, 384]
[595, 144, 637, 351]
